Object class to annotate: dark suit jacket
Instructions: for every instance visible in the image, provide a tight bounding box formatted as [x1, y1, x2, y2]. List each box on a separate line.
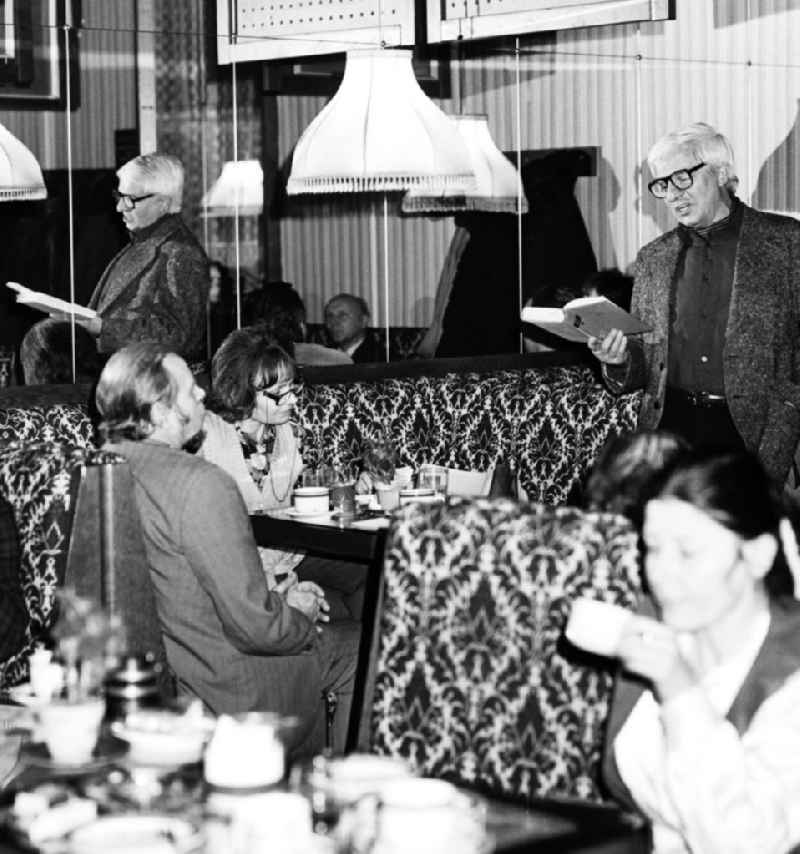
[0, 494, 26, 664]
[350, 332, 387, 364]
[107, 440, 321, 729]
[606, 203, 800, 483]
[89, 214, 210, 362]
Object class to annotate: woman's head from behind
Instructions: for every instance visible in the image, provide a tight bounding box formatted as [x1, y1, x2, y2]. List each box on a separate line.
[209, 327, 296, 426]
[643, 450, 793, 633]
[583, 429, 689, 529]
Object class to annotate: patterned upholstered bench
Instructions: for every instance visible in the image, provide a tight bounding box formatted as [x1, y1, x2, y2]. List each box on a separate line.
[298, 363, 640, 504]
[0, 363, 640, 504]
[366, 499, 642, 802]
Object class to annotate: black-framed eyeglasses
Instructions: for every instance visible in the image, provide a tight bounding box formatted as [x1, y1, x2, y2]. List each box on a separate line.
[112, 189, 156, 211]
[256, 382, 301, 404]
[648, 162, 706, 198]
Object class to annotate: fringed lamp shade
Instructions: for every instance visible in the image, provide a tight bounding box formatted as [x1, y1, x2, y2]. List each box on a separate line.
[0, 123, 46, 202]
[402, 114, 528, 214]
[200, 160, 263, 217]
[287, 48, 475, 195]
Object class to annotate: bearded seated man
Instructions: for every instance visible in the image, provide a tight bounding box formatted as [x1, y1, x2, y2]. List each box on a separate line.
[95, 343, 359, 757]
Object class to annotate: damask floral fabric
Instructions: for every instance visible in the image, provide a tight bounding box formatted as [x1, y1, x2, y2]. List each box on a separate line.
[0, 405, 95, 449]
[297, 366, 639, 501]
[0, 443, 124, 687]
[370, 499, 642, 802]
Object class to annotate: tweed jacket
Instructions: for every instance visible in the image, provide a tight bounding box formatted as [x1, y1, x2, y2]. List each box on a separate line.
[106, 440, 321, 722]
[89, 214, 210, 362]
[605, 203, 800, 483]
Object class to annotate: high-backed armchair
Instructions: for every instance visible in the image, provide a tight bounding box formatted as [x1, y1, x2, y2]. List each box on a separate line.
[366, 498, 641, 802]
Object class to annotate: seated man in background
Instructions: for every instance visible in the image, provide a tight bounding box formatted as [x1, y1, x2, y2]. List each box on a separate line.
[244, 281, 351, 367]
[19, 319, 103, 385]
[324, 293, 386, 363]
[95, 343, 358, 756]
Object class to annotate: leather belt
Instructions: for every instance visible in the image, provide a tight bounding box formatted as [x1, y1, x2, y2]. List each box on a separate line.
[666, 387, 727, 408]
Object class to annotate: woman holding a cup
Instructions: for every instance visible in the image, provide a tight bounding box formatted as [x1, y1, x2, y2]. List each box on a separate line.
[199, 327, 364, 619]
[601, 451, 800, 854]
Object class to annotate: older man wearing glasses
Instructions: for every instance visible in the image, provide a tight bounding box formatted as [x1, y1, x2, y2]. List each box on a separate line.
[589, 122, 800, 485]
[73, 153, 210, 363]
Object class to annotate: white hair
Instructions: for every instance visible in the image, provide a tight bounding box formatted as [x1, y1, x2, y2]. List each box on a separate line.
[648, 122, 738, 194]
[117, 152, 184, 213]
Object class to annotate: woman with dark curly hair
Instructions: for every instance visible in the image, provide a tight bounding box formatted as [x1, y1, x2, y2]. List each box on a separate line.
[199, 326, 364, 617]
[198, 328, 302, 584]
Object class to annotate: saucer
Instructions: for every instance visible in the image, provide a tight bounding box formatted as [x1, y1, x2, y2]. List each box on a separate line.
[7, 683, 45, 707]
[285, 507, 332, 520]
[22, 735, 127, 774]
[69, 814, 203, 854]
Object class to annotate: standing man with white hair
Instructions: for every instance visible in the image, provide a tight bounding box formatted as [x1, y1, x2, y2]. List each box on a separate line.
[589, 122, 800, 485]
[72, 153, 210, 363]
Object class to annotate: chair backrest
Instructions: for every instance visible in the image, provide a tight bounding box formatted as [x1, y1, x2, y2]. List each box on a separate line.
[366, 498, 641, 803]
[0, 442, 167, 691]
[66, 461, 170, 690]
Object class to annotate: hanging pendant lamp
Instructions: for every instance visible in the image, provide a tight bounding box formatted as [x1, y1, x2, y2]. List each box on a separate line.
[287, 48, 475, 195]
[200, 160, 263, 217]
[402, 114, 528, 214]
[0, 122, 47, 201]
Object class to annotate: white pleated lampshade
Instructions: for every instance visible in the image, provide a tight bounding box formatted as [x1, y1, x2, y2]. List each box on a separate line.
[0, 123, 47, 201]
[287, 48, 475, 195]
[402, 115, 528, 214]
[200, 160, 263, 217]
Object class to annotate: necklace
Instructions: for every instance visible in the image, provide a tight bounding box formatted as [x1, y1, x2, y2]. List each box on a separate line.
[267, 450, 299, 504]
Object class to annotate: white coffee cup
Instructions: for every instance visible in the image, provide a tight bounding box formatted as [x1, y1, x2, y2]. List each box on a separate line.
[37, 698, 105, 764]
[292, 486, 330, 516]
[565, 598, 634, 657]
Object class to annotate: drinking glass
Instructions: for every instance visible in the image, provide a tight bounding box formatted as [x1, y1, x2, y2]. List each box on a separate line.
[329, 464, 357, 515]
[417, 464, 448, 497]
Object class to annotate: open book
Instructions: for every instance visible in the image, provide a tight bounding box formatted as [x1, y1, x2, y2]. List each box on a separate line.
[521, 296, 650, 343]
[6, 281, 97, 321]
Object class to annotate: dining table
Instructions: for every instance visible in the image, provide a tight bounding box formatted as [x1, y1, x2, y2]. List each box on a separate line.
[0, 722, 651, 854]
[249, 507, 391, 751]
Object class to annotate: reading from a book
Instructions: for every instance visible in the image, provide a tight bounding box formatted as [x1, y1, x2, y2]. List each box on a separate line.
[521, 296, 650, 344]
[6, 282, 97, 321]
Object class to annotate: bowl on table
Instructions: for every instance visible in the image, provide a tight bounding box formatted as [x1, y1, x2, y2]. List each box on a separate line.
[292, 486, 331, 516]
[111, 710, 215, 766]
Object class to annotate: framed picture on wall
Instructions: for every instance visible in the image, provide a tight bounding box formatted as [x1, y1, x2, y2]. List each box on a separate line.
[0, 0, 80, 109]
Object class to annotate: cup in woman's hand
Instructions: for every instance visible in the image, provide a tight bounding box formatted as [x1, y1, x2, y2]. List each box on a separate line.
[566, 598, 635, 657]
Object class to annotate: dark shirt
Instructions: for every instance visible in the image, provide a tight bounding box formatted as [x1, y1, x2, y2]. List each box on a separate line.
[668, 199, 744, 394]
[0, 494, 27, 663]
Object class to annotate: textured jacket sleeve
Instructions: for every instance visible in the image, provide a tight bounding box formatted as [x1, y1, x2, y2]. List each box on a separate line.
[179, 465, 316, 656]
[756, 218, 800, 483]
[98, 236, 210, 360]
[602, 251, 650, 394]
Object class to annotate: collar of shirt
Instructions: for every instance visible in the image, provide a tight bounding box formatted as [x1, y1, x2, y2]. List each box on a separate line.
[678, 195, 743, 248]
[344, 334, 366, 357]
[129, 212, 178, 244]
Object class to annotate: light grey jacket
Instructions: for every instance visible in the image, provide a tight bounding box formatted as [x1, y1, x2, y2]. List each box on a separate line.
[605, 203, 800, 483]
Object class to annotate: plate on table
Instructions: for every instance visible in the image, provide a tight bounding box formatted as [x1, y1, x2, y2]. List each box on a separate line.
[22, 735, 127, 775]
[68, 814, 203, 854]
[284, 507, 333, 521]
